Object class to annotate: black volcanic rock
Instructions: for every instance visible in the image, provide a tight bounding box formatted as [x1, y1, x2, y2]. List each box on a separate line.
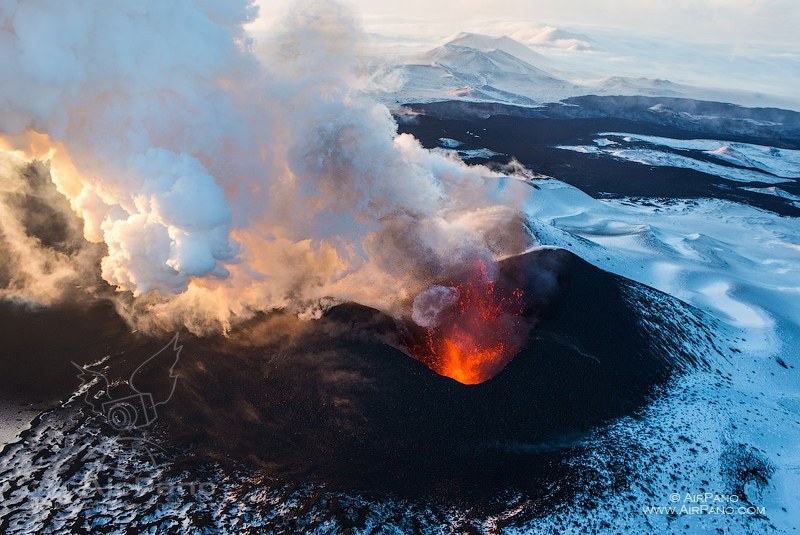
[0, 247, 727, 528]
[143, 248, 721, 493]
[400, 97, 800, 147]
[395, 103, 800, 217]
[0, 249, 723, 497]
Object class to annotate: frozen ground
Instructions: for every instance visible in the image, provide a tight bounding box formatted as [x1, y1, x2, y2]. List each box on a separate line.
[0, 399, 49, 449]
[556, 133, 799, 186]
[595, 133, 800, 179]
[517, 176, 800, 532]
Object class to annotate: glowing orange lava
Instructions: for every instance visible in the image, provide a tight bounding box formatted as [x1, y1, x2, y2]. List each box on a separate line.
[413, 259, 526, 385]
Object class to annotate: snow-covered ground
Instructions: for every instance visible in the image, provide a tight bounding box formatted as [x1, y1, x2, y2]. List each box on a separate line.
[523, 178, 799, 349]
[557, 133, 800, 186]
[597, 133, 800, 179]
[514, 176, 800, 531]
[0, 399, 49, 450]
[741, 186, 800, 206]
[556, 146, 792, 185]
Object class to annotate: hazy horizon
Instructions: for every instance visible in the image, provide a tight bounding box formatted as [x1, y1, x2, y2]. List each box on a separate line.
[251, 0, 800, 107]
[255, 0, 800, 48]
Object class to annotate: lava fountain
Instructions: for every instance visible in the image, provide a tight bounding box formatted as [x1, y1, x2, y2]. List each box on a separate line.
[410, 259, 527, 384]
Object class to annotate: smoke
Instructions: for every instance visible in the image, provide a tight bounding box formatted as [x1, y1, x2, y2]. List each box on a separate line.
[412, 285, 460, 328]
[0, 0, 535, 332]
[0, 0, 252, 297]
[0, 152, 104, 306]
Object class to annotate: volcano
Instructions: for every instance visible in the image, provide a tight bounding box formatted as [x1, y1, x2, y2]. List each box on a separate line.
[406, 257, 529, 385]
[0, 248, 724, 524]
[156, 248, 721, 492]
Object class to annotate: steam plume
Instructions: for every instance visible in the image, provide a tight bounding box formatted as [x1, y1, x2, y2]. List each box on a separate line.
[0, 0, 535, 332]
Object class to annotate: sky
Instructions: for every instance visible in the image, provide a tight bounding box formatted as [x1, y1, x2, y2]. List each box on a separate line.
[249, 0, 800, 104]
[352, 0, 799, 47]
[256, 0, 800, 48]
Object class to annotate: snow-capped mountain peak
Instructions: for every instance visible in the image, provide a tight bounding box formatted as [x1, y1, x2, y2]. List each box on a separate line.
[386, 32, 575, 106]
[442, 32, 550, 69]
[372, 31, 799, 111]
[421, 43, 556, 79]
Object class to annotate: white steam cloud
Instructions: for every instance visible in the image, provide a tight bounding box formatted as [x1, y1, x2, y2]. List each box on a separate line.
[1, 0, 248, 295]
[411, 285, 460, 328]
[0, 0, 535, 332]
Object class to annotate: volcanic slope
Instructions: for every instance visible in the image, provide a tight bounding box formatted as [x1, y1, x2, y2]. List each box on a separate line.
[0, 248, 729, 532]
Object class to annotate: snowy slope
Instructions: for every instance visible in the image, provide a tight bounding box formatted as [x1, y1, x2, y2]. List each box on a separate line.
[597, 132, 800, 179]
[556, 133, 799, 185]
[740, 186, 800, 205]
[444, 32, 552, 69]
[517, 178, 800, 532]
[393, 37, 580, 105]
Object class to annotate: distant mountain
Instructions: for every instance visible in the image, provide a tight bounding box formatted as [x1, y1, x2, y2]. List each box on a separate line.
[373, 32, 797, 110]
[385, 33, 580, 106]
[443, 32, 551, 68]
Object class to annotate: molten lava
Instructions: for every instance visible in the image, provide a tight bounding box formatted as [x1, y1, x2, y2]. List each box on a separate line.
[412, 259, 526, 385]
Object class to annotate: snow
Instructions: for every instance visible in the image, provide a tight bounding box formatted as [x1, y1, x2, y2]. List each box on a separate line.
[0, 399, 50, 450]
[436, 145, 505, 159]
[523, 179, 800, 334]
[598, 132, 800, 179]
[455, 148, 504, 159]
[740, 186, 800, 205]
[383, 38, 578, 106]
[557, 134, 797, 184]
[593, 137, 617, 147]
[443, 32, 552, 70]
[559, 145, 603, 155]
[696, 281, 771, 329]
[438, 137, 462, 148]
[516, 176, 800, 531]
